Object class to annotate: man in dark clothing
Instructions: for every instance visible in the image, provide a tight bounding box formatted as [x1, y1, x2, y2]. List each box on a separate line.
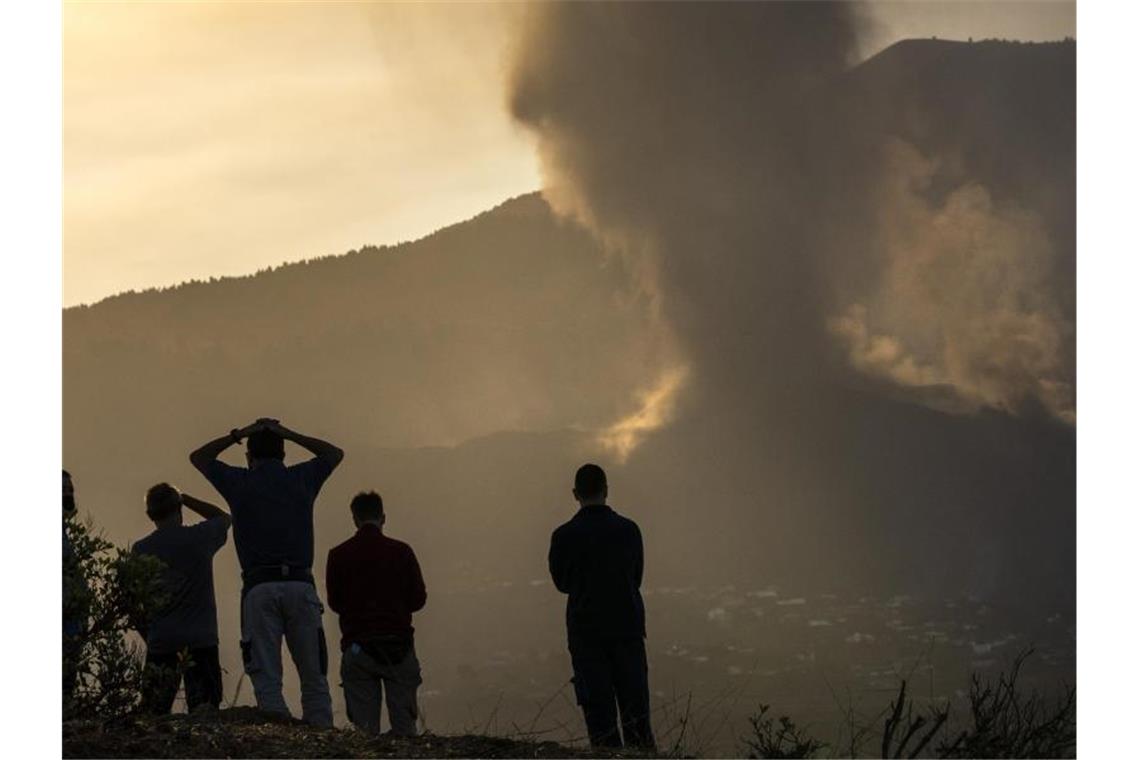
[549, 464, 654, 750]
[191, 417, 343, 726]
[131, 483, 231, 714]
[326, 491, 426, 736]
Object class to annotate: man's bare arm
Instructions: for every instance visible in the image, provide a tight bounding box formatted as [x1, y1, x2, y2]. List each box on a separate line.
[259, 419, 344, 468]
[181, 493, 231, 527]
[189, 422, 261, 472]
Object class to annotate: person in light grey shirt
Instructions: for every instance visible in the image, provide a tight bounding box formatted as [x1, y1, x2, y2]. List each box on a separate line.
[132, 483, 231, 714]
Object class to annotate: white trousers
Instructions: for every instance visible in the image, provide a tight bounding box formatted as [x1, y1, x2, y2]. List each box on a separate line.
[241, 581, 332, 726]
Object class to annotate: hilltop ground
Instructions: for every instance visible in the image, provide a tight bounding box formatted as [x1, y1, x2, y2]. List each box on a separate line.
[62, 707, 657, 759]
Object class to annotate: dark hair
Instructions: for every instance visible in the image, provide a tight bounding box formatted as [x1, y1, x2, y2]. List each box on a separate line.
[146, 482, 181, 521]
[247, 429, 285, 460]
[574, 463, 608, 499]
[350, 491, 384, 521]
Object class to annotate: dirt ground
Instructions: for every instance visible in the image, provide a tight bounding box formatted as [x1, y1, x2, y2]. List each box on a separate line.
[62, 707, 660, 759]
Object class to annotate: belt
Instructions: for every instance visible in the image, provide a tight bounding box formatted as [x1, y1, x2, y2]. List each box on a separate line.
[351, 635, 414, 665]
[238, 565, 322, 676]
[241, 564, 314, 595]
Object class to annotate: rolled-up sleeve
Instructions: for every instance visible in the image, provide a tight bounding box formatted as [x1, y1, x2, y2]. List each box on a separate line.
[291, 457, 335, 497]
[191, 516, 230, 554]
[201, 460, 242, 503]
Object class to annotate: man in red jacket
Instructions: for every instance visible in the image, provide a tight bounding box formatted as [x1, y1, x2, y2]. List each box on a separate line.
[326, 491, 426, 736]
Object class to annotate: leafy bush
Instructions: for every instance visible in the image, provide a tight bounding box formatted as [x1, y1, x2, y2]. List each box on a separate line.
[63, 514, 168, 719]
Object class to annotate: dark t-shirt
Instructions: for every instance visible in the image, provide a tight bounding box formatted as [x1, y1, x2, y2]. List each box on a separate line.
[131, 517, 229, 654]
[548, 504, 646, 639]
[200, 458, 334, 573]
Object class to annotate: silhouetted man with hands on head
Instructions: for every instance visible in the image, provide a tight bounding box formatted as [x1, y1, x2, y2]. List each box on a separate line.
[190, 417, 343, 727]
[549, 464, 655, 750]
[131, 483, 231, 714]
[327, 491, 426, 736]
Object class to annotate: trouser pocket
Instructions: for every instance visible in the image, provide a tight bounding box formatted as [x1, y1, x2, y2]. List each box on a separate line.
[318, 628, 328, 677]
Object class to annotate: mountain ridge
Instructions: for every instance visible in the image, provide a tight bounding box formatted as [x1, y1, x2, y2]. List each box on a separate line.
[67, 38, 1075, 314]
[65, 192, 550, 311]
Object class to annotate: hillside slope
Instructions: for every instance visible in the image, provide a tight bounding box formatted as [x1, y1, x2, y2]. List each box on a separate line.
[65, 193, 661, 455]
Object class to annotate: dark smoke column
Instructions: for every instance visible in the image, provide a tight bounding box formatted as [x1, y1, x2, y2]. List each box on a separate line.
[506, 2, 1075, 607]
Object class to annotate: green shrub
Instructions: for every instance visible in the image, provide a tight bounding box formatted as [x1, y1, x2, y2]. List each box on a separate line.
[63, 514, 168, 720]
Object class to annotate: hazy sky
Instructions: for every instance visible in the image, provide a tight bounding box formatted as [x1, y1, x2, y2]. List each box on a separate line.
[63, 1, 1074, 307]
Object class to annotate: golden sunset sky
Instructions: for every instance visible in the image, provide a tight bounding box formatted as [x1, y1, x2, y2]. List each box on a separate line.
[63, 1, 1074, 306]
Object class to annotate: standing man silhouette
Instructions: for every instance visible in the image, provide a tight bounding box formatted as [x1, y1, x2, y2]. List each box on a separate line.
[326, 491, 426, 736]
[191, 418, 343, 726]
[548, 464, 655, 749]
[131, 483, 231, 714]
